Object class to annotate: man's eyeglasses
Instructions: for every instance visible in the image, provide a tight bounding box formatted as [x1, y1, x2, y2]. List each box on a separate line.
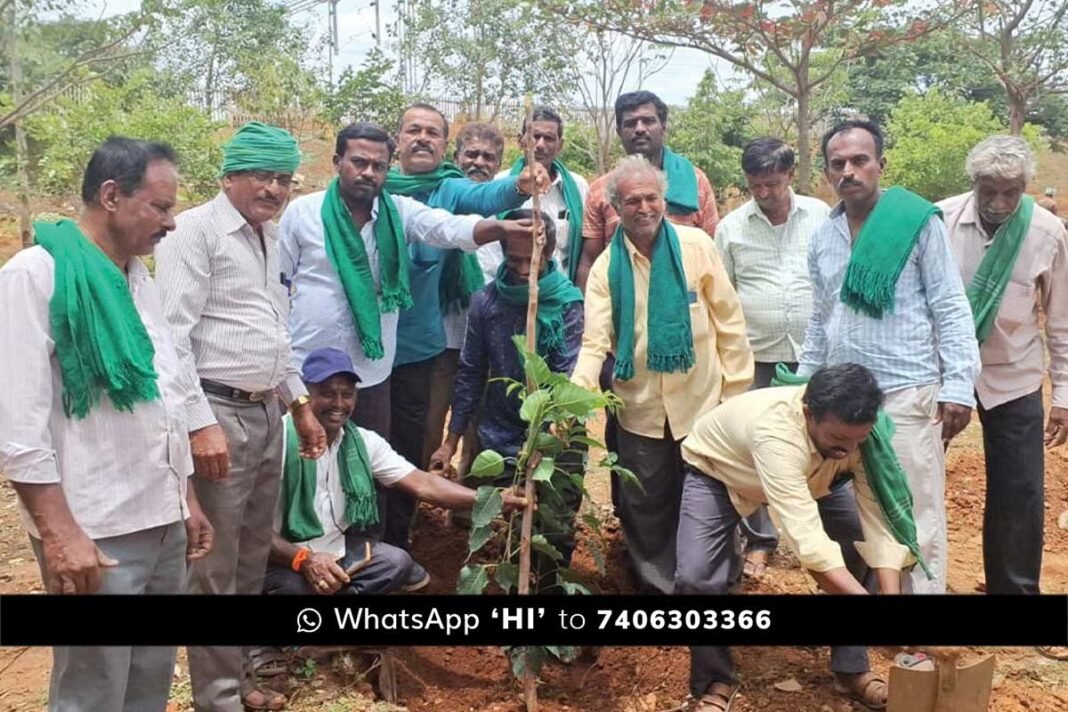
[244, 170, 294, 188]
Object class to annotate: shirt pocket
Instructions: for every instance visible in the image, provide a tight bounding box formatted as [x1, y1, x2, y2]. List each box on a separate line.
[994, 281, 1036, 331]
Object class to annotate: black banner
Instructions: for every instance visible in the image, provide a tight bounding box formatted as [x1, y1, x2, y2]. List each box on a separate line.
[1, 594, 1065, 646]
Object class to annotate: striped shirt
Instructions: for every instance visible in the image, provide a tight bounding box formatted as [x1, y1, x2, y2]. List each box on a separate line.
[278, 190, 482, 388]
[0, 248, 191, 540]
[714, 193, 830, 362]
[797, 200, 980, 406]
[155, 192, 307, 431]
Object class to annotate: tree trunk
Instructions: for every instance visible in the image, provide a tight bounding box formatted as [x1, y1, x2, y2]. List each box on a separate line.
[1007, 92, 1027, 135]
[5, 2, 32, 248]
[795, 89, 812, 195]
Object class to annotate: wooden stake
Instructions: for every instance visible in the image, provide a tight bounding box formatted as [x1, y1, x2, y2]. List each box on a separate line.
[516, 95, 545, 712]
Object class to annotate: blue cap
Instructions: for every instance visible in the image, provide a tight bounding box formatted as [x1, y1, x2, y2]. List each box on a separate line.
[301, 348, 361, 385]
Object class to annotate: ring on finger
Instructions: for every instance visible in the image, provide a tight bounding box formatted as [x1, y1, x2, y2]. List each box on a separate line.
[316, 580, 328, 589]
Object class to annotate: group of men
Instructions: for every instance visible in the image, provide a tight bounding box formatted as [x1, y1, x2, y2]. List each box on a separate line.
[0, 85, 1065, 712]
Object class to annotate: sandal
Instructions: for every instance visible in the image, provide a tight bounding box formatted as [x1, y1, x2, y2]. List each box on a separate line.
[242, 688, 287, 712]
[742, 555, 768, 581]
[694, 682, 739, 712]
[833, 671, 887, 711]
[249, 646, 289, 677]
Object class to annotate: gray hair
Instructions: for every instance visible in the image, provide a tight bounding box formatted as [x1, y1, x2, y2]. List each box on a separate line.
[965, 135, 1036, 184]
[605, 154, 668, 211]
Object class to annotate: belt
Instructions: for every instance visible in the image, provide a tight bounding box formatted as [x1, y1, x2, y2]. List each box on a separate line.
[200, 379, 275, 403]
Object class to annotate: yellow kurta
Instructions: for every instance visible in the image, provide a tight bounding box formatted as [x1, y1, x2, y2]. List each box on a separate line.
[572, 224, 753, 439]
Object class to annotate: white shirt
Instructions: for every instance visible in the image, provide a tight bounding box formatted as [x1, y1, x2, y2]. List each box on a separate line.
[155, 192, 306, 431]
[0, 247, 192, 539]
[714, 192, 830, 362]
[493, 166, 590, 279]
[279, 191, 483, 387]
[275, 421, 414, 558]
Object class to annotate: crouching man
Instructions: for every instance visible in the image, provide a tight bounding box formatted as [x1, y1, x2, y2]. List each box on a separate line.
[265, 347, 527, 596]
[676, 363, 915, 712]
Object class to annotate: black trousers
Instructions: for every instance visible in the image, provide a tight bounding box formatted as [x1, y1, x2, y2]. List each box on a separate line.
[977, 389, 1045, 594]
[384, 356, 436, 549]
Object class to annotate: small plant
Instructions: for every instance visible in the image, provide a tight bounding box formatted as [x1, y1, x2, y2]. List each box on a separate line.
[456, 336, 637, 683]
[294, 657, 317, 681]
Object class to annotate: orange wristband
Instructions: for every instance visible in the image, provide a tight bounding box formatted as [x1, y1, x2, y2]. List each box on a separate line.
[291, 547, 310, 572]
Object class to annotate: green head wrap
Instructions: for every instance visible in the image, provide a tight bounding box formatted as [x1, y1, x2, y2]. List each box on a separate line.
[220, 121, 301, 177]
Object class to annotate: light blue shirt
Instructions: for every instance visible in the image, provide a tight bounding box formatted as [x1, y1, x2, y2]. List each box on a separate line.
[797, 200, 980, 407]
[278, 191, 482, 388]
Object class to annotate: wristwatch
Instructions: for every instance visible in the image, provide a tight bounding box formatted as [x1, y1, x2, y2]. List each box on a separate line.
[290, 394, 312, 412]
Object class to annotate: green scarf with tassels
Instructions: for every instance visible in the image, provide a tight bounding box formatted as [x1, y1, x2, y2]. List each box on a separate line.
[967, 195, 1034, 344]
[772, 364, 933, 579]
[34, 219, 160, 419]
[609, 220, 694, 381]
[321, 177, 410, 360]
[281, 418, 379, 542]
[661, 147, 700, 215]
[386, 163, 484, 313]
[493, 260, 583, 356]
[506, 157, 585, 282]
[840, 187, 941, 319]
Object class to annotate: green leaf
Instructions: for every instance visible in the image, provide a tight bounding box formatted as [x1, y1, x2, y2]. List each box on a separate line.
[509, 645, 547, 679]
[469, 449, 505, 479]
[552, 380, 604, 418]
[558, 580, 591, 596]
[468, 524, 494, 553]
[519, 389, 550, 424]
[570, 435, 603, 450]
[513, 334, 551, 386]
[600, 451, 618, 467]
[471, 486, 504, 529]
[532, 457, 555, 482]
[456, 564, 489, 595]
[546, 645, 579, 663]
[613, 464, 645, 493]
[533, 431, 563, 454]
[530, 533, 563, 561]
[581, 512, 602, 535]
[494, 562, 519, 593]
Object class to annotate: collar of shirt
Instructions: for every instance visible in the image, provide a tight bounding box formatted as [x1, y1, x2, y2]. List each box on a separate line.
[742, 190, 801, 227]
[209, 191, 281, 241]
[955, 192, 998, 245]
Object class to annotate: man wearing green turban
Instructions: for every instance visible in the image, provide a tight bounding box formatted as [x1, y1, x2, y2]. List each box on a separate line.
[155, 121, 327, 712]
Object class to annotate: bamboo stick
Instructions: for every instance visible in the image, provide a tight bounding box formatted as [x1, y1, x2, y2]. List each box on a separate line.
[516, 95, 545, 712]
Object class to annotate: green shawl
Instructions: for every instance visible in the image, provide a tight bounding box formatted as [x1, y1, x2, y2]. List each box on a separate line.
[385, 162, 484, 314]
[493, 260, 583, 355]
[840, 187, 941, 319]
[281, 418, 379, 542]
[34, 219, 160, 419]
[967, 195, 1034, 343]
[321, 177, 410, 360]
[507, 157, 585, 283]
[772, 364, 933, 579]
[609, 220, 694, 381]
[661, 147, 700, 215]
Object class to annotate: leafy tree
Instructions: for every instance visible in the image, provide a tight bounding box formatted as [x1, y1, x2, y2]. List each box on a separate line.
[159, 0, 314, 116]
[669, 70, 755, 199]
[957, 0, 1068, 134]
[556, 119, 623, 179]
[883, 90, 1006, 202]
[542, 0, 957, 192]
[394, 0, 577, 121]
[25, 69, 223, 201]
[323, 48, 406, 131]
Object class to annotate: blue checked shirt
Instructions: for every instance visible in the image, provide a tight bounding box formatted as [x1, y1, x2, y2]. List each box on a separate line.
[797, 201, 980, 407]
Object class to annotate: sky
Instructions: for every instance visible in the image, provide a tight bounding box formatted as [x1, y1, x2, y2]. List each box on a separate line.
[90, 0, 726, 105]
